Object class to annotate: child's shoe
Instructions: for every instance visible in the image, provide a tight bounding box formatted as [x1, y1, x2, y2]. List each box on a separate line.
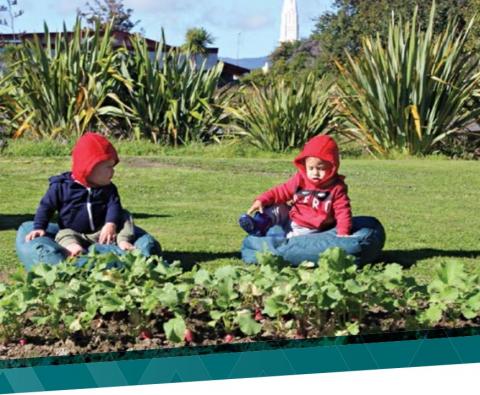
[238, 212, 272, 236]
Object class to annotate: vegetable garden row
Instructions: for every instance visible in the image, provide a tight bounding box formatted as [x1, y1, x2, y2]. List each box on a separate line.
[1, 248, 479, 359]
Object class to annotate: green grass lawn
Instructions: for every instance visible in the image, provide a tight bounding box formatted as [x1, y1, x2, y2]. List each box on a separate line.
[0, 155, 479, 281]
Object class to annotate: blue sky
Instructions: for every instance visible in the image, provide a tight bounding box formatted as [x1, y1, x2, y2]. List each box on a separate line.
[4, 0, 334, 58]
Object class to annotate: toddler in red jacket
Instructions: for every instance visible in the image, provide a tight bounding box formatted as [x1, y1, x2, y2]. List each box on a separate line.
[239, 135, 352, 238]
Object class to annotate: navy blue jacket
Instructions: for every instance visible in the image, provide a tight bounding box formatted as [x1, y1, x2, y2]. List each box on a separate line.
[33, 172, 123, 233]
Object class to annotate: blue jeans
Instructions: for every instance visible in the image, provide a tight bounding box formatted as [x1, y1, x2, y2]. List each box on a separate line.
[241, 216, 386, 266]
[16, 221, 162, 271]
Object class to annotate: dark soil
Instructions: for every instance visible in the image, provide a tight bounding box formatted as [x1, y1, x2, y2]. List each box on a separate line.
[1, 314, 479, 361]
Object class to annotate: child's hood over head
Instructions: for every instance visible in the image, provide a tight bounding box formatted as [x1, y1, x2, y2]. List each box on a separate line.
[71, 132, 119, 187]
[294, 135, 342, 186]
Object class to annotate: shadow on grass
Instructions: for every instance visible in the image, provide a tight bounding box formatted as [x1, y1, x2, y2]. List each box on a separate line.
[0, 212, 170, 232]
[382, 249, 480, 267]
[131, 212, 172, 220]
[162, 250, 241, 270]
[0, 214, 34, 231]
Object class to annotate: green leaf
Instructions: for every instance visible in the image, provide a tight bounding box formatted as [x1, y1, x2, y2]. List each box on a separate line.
[209, 310, 224, 321]
[158, 283, 179, 308]
[163, 316, 186, 343]
[437, 261, 466, 287]
[99, 294, 126, 314]
[214, 266, 238, 280]
[325, 284, 343, 301]
[68, 318, 83, 332]
[438, 286, 459, 302]
[382, 264, 403, 282]
[344, 279, 368, 294]
[346, 321, 360, 335]
[31, 264, 56, 286]
[321, 248, 357, 273]
[236, 310, 262, 336]
[422, 304, 443, 325]
[461, 293, 480, 319]
[461, 307, 477, 320]
[263, 296, 289, 317]
[194, 269, 211, 286]
[9, 268, 27, 284]
[130, 258, 149, 277]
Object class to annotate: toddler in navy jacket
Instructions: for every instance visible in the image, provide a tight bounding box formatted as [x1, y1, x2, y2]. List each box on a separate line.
[25, 132, 135, 256]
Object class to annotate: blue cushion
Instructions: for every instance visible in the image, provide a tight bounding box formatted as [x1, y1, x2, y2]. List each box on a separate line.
[16, 221, 162, 271]
[241, 216, 386, 266]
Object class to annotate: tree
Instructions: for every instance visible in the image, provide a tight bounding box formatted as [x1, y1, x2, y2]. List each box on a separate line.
[0, 0, 24, 37]
[77, 0, 139, 32]
[311, 0, 475, 69]
[182, 27, 214, 56]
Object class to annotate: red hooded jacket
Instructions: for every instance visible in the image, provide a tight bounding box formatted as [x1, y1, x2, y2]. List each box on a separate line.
[256, 135, 352, 235]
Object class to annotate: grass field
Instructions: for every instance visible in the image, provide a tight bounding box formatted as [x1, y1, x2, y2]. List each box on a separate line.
[0, 154, 479, 281]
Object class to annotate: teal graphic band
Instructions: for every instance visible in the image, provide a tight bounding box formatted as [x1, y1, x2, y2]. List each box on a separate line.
[0, 330, 479, 393]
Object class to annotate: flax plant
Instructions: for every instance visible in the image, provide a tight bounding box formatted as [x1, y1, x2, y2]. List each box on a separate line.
[10, 19, 127, 139]
[120, 34, 224, 145]
[0, 72, 24, 136]
[337, 3, 480, 156]
[227, 73, 336, 152]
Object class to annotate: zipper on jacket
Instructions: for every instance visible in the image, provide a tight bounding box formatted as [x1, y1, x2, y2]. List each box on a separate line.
[86, 188, 95, 232]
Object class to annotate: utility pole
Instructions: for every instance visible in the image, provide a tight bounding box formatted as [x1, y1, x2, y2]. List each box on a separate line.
[236, 31, 241, 66]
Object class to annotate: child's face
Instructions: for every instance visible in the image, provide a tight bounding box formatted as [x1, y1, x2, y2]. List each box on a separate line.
[87, 159, 115, 187]
[305, 157, 331, 181]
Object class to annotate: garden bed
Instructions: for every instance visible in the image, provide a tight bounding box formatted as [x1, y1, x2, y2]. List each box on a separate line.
[1, 248, 479, 360]
[2, 312, 480, 361]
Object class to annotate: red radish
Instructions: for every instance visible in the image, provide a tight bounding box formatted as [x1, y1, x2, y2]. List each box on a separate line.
[19, 338, 28, 346]
[139, 330, 152, 340]
[254, 308, 264, 321]
[294, 329, 305, 339]
[184, 329, 193, 343]
[224, 334, 234, 343]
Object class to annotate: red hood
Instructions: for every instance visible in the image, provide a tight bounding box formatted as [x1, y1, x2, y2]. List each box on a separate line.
[71, 132, 119, 187]
[294, 135, 342, 187]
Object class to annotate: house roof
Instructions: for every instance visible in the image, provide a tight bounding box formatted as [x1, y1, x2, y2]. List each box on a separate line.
[0, 30, 219, 54]
[221, 61, 250, 76]
[0, 30, 247, 78]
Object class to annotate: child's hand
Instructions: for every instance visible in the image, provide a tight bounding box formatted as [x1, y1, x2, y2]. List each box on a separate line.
[247, 200, 263, 215]
[99, 222, 117, 244]
[118, 241, 135, 251]
[25, 229, 46, 241]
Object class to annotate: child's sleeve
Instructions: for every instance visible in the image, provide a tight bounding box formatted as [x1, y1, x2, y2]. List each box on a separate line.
[332, 184, 352, 236]
[33, 184, 60, 231]
[256, 173, 300, 206]
[105, 184, 123, 227]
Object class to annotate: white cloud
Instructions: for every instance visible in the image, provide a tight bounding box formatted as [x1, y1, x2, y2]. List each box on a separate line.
[47, 0, 84, 16]
[46, 0, 198, 17]
[234, 14, 273, 30]
[200, 10, 274, 32]
[124, 0, 198, 14]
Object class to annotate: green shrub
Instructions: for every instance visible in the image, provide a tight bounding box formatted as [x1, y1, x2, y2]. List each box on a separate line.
[226, 73, 336, 152]
[120, 34, 226, 145]
[337, 3, 480, 157]
[0, 72, 23, 137]
[8, 20, 126, 139]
